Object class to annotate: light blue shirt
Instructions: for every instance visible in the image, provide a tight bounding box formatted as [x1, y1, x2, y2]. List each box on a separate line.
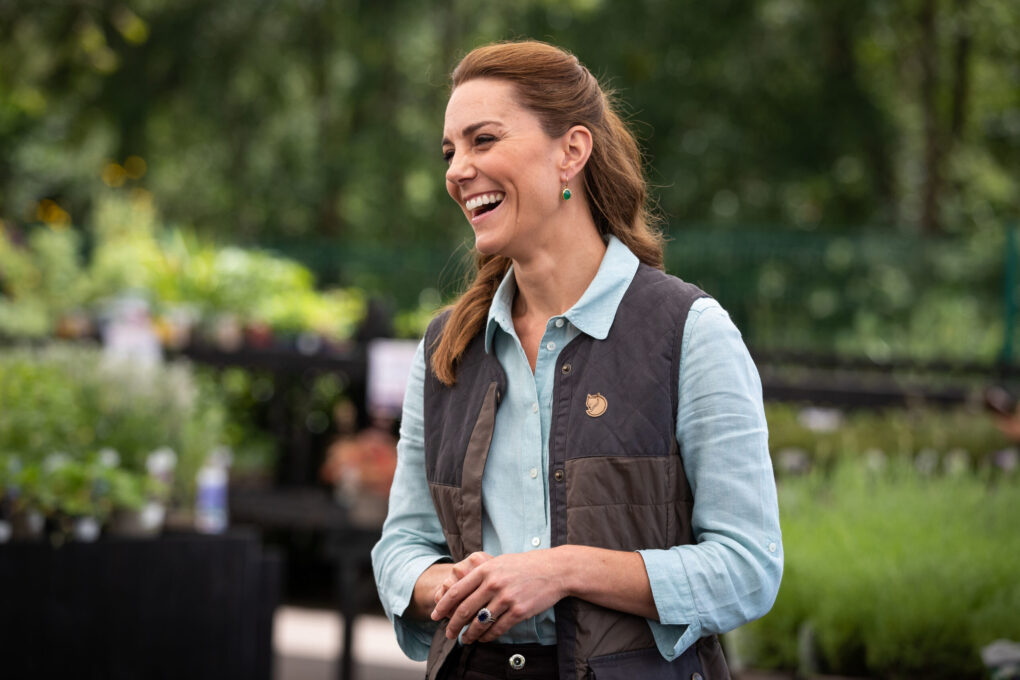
[372, 236, 783, 662]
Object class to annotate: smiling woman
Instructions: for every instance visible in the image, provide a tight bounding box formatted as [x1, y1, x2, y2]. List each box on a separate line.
[372, 41, 783, 680]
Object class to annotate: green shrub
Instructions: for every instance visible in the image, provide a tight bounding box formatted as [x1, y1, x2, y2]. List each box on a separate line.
[0, 224, 91, 339]
[740, 458, 1020, 679]
[0, 192, 366, 343]
[0, 343, 226, 508]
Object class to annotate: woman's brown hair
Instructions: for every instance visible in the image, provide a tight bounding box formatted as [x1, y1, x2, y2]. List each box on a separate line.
[432, 40, 665, 385]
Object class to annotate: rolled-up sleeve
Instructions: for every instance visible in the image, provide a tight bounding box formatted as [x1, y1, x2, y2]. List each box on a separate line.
[637, 298, 783, 661]
[371, 339, 452, 660]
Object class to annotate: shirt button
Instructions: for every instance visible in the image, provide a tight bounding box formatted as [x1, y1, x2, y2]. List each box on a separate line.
[561, 363, 572, 375]
[531, 402, 539, 414]
[555, 319, 564, 328]
[553, 469, 564, 482]
[529, 468, 538, 479]
[546, 341, 555, 351]
[531, 537, 541, 547]
[768, 542, 777, 553]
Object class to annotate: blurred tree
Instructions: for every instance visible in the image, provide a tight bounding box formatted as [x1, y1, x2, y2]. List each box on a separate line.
[1, 0, 1018, 330]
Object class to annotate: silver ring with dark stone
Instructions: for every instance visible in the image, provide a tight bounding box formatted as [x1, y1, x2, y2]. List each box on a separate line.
[476, 607, 498, 624]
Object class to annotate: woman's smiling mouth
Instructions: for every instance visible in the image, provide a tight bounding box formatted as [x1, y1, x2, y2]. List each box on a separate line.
[465, 192, 505, 222]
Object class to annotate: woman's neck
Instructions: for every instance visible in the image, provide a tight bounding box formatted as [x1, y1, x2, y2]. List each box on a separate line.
[510, 224, 607, 323]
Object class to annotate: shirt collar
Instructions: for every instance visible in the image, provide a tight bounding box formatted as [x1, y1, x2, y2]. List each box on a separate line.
[484, 236, 640, 353]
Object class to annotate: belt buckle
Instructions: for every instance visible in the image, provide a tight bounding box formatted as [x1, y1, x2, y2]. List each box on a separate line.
[508, 653, 526, 671]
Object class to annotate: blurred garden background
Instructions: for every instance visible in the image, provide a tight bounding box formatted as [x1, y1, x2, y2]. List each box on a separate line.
[2, 1, 1020, 678]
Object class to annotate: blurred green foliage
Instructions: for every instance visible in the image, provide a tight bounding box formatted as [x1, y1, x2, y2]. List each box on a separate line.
[4, 0, 1018, 237]
[0, 343, 225, 508]
[2, 0, 1018, 355]
[11, 454, 162, 523]
[0, 192, 367, 342]
[765, 402, 1006, 472]
[734, 456, 1020, 678]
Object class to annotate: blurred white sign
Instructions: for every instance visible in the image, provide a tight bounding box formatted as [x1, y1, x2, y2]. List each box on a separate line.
[367, 339, 420, 419]
[102, 295, 161, 368]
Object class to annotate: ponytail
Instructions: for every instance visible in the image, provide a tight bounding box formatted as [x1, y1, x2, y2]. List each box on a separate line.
[430, 253, 511, 386]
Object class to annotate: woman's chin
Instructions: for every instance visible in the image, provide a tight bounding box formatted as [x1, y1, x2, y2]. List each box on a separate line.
[472, 232, 505, 257]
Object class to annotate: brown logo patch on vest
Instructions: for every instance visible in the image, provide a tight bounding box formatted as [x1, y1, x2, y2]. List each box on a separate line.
[585, 393, 608, 417]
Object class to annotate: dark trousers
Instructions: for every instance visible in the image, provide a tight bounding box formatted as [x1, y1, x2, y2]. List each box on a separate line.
[438, 642, 559, 680]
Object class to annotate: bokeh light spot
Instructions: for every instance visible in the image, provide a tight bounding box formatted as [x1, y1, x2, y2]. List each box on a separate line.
[102, 162, 127, 187]
[124, 155, 147, 179]
[36, 199, 71, 228]
[112, 6, 150, 45]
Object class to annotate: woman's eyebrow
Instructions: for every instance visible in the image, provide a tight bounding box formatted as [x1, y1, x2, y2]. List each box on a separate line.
[442, 120, 501, 147]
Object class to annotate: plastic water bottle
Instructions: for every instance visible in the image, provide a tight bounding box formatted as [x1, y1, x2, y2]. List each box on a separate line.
[195, 447, 231, 534]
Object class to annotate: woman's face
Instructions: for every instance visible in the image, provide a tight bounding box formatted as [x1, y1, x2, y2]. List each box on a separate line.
[442, 78, 565, 259]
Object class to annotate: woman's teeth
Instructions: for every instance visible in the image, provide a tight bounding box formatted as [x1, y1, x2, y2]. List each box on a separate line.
[465, 192, 505, 211]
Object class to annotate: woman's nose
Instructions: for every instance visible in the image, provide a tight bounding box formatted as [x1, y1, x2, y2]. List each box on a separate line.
[445, 151, 475, 185]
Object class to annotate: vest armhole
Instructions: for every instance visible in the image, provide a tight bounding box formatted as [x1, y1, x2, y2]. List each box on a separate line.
[669, 289, 710, 440]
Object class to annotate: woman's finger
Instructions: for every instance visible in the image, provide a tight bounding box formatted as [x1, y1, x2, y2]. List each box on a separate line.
[447, 584, 502, 642]
[430, 552, 493, 620]
[432, 562, 488, 622]
[477, 607, 518, 643]
[449, 551, 492, 580]
[459, 601, 510, 645]
[433, 571, 460, 603]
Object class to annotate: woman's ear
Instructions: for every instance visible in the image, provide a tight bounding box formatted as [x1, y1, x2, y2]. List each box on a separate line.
[560, 125, 593, 181]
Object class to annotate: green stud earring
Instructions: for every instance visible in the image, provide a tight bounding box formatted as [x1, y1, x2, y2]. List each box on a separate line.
[561, 185, 572, 200]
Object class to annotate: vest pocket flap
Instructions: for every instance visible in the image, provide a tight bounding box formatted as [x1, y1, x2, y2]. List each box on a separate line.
[586, 645, 703, 680]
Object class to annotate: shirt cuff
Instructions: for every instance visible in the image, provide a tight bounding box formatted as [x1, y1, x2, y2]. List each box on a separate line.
[386, 553, 451, 661]
[637, 548, 702, 661]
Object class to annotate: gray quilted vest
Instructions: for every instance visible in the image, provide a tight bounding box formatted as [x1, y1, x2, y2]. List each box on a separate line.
[422, 263, 730, 680]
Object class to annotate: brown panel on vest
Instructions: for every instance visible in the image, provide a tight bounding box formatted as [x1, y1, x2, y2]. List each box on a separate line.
[567, 505, 669, 551]
[459, 381, 500, 554]
[427, 483, 465, 561]
[564, 455, 694, 550]
[564, 455, 691, 507]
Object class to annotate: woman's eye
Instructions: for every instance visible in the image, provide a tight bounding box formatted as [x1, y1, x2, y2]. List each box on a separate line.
[475, 134, 496, 145]
[442, 149, 454, 163]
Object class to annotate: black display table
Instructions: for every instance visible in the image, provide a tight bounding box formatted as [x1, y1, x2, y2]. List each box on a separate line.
[0, 529, 281, 680]
[230, 487, 383, 680]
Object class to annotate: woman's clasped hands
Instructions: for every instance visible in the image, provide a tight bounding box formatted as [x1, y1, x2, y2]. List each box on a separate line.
[430, 549, 568, 644]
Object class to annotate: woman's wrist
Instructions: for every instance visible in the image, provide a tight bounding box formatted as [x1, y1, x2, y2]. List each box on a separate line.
[551, 544, 583, 600]
[408, 562, 454, 620]
[551, 544, 658, 620]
